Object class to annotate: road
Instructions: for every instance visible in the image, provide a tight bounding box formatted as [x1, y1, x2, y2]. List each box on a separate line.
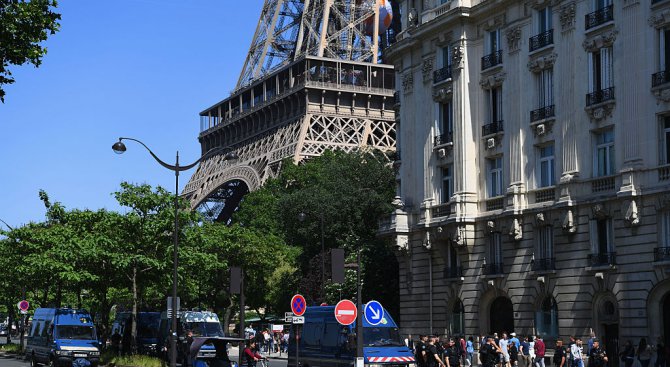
[0, 353, 289, 367]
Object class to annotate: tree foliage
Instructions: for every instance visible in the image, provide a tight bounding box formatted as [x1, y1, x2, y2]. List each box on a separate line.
[0, 0, 61, 102]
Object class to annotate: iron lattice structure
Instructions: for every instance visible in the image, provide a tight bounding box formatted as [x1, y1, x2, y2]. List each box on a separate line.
[184, 0, 399, 223]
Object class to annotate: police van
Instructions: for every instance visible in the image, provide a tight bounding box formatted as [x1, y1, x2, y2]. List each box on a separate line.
[111, 311, 161, 355]
[158, 310, 228, 363]
[288, 305, 415, 367]
[26, 308, 101, 367]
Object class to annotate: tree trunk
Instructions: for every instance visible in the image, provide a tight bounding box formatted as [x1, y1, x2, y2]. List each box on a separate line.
[131, 265, 138, 354]
[55, 282, 62, 308]
[222, 296, 234, 336]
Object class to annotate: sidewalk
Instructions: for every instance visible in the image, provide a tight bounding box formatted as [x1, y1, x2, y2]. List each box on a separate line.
[228, 345, 288, 360]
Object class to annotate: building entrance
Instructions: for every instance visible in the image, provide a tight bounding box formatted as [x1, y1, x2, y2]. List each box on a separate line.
[603, 323, 619, 367]
[664, 294, 670, 347]
[490, 296, 514, 335]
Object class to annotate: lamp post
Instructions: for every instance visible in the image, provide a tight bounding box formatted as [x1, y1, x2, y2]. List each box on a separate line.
[298, 211, 325, 301]
[112, 137, 237, 367]
[0, 219, 14, 345]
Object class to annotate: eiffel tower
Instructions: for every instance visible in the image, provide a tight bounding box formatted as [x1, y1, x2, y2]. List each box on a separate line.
[183, 0, 400, 223]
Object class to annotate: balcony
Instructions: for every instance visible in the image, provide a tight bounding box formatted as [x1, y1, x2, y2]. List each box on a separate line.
[444, 266, 463, 279]
[591, 176, 615, 192]
[433, 66, 452, 84]
[588, 252, 616, 267]
[529, 30, 554, 52]
[431, 203, 451, 218]
[481, 50, 503, 70]
[530, 105, 555, 122]
[534, 187, 556, 203]
[486, 197, 504, 211]
[482, 121, 504, 136]
[653, 71, 670, 88]
[655, 247, 670, 262]
[532, 258, 556, 272]
[585, 5, 614, 30]
[434, 132, 453, 147]
[482, 262, 504, 275]
[586, 87, 615, 106]
[659, 165, 670, 181]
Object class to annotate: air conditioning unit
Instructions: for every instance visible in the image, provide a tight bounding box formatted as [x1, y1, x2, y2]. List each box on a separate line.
[486, 138, 496, 149]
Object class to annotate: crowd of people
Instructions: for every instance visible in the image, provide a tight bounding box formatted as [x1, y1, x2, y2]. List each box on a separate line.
[244, 324, 290, 355]
[410, 332, 668, 367]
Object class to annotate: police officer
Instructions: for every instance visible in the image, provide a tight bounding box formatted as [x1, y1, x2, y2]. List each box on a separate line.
[481, 337, 503, 367]
[416, 335, 428, 367]
[589, 339, 609, 367]
[445, 338, 461, 367]
[426, 336, 447, 367]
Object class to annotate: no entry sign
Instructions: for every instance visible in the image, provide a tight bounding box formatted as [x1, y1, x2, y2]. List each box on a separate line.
[334, 299, 357, 325]
[291, 294, 307, 316]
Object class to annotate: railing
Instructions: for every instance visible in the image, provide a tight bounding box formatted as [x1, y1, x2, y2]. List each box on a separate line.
[434, 132, 454, 147]
[588, 252, 617, 267]
[586, 87, 615, 106]
[486, 197, 504, 211]
[530, 105, 555, 122]
[433, 66, 452, 84]
[481, 50, 503, 70]
[482, 121, 504, 136]
[591, 176, 615, 192]
[659, 165, 670, 181]
[444, 266, 463, 279]
[529, 29, 554, 52]
[534, 187, 556, 203]
[652, 71, 670, 88]
[482, 262, 504, 275]
[655, 247, 670, 262]
[532, 258, 556, 272]
[431, 203, 452, 218]
[585, 5, 614, 30]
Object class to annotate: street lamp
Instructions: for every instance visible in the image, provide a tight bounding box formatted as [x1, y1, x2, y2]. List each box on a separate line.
[112, 137, 237, 367]
[298, 211, 325, 302]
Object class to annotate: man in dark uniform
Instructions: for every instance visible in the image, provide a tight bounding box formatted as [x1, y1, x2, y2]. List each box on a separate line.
[416, 335, 428, 367]
[481, 337, 503, 367]
[426, 336, 447, 367]
[554, 340, 567, 367]
[589, 339, 609, 367]
[445, 338, 461, 367]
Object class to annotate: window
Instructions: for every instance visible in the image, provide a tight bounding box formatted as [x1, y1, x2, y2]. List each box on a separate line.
[535, 225, 554, 271]
[538, 144, 555, 187]
[589, 47, 613, 93]
[451, 300, 465, 336]
[535, 297, 558, 338]
[448, 243, 459, 270]
[442, 165, 453, 204]
[537, 69, 554, 108]
[595, 130, 615, 177]
[661, 211, 670, 248]
[489, 232, 503, 264]
[486, 87, 503, 123]
[441, 46, 452, 69]
[488, 29, 501, 54]
[659, 29, 670, 73]
[440, 100, 453, 135]
[538, 7, 552, 33]
[661, 117, 670, 165]
[487, 157, 503, 197]
[594, 0, 612, 10]
[590, 218, 614, 255]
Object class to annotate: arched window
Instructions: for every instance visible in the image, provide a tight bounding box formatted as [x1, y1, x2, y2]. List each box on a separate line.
[451, 299, 465, 336]
[535, 296, 558, 338]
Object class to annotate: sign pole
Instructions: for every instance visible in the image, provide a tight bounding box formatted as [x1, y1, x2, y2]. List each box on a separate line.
[296, 324, 300, 367]
[239, 271, 245, 367]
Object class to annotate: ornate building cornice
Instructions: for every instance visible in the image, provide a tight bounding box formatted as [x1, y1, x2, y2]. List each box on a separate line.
[432, 85, 453, 103]
[402, 72, 414, 94]
[452, 43, 465, 70]
[527, 53, 558, 72]
[479, 72, 507, 89]
[582, 29, 618, 52]
[649, 9, 670, 29]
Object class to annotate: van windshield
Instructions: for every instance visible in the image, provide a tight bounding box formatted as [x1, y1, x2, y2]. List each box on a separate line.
[363, 327, 404, 347]
[56, 326, 96, 340]
[185, 322, 224, 337]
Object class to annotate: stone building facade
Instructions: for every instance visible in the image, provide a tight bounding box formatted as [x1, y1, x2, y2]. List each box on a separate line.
[380, 0, 670, 360]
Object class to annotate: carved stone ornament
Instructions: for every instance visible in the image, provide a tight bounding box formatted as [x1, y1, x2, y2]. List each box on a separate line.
[509, 218, 523, 241]
[392, 195, 405, 209]
[623, 0, 640, 8]
[585, 102, 615, 123]
[408, 8, 419, 28]
[395, 235, 409, 253]
[506, 26, 522, 54]
[583, 30, 618, 52]
[527, 53, 557, 72]
[562, 209, 576, 233]
[422, 56, 435, 83]
[479, 72, 506, 89]
[536, 212, 546, 224]
[423, 231, 432, 250]
[649, 10, 670, 29]
[432, 86, 453, 102]
[653, 87, 670, 103]
[452, 44, 464, 69]
[402, 72, 414, 94]
[560, 2, 576, 32]
[454, 225, 467, 247]
[623, 200, 640, 227]
[487, 220, 496, 232]
[592, 204, 607, 219]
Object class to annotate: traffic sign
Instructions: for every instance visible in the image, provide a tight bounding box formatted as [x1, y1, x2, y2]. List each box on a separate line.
[364, 300, 384, 326]
[334, 299, 357, 325]
[17, 300, 29, 312]
[291, 294, 307, 316]
[292, 316, 305, 324]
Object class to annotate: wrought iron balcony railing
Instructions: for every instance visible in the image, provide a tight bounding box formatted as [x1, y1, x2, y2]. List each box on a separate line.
[530, 105, 555, 122]
[482, 262, 504, 275]
[655, 247, 670, 262]
[433, 66, 452, 84]
[588, 252, 617, 267]
[434, 132, 454, 147]
[586, 87, 615, 106]
[444, 266, 463, 279]
[486, 197, 504, 211]
[653, 71, 670, 88]
[585, 5, 614, 30]
[482, 121, 504, 136]
[532, 258, 556, 272]
[529, 30, 554, 52]
[481, 50, 503, 70]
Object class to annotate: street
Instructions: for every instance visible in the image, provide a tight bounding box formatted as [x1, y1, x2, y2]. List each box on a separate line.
[0, 357, 288, 367]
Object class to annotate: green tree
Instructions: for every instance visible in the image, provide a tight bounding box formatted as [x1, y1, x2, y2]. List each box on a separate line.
[0, 0, 61, 102]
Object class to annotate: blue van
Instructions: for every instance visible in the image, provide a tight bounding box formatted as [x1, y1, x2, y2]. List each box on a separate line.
[158, 310, 226, 363]
[26, 308, 101, 367]
[111, 311, 161, 355]
[288, 305, 415, 367]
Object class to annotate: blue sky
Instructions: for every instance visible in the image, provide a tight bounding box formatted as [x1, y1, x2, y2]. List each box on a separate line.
[0, 1, 264, 228]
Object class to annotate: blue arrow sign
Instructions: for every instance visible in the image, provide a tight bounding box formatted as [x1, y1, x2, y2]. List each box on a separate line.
[364, 300, 384, 326]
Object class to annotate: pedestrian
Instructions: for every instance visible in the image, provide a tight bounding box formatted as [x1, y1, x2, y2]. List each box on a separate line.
[500, 333, 511, 367]
[621, 340, 635, 367]
[535, 336, 546, 367]
[655, 338, 666, 367]
[466, 337, 475, 367]
[181, 329, 195, 367]
[461, 337, 468, 367]
[587, 332, 596, 357]
[638, 338, 652, 367]
[553, 339, 567, 367]
[446, 338, 462, 367]
[509, 339, 519, 367]
[570, 338, 584, 367]
[520, 337, 530, 367]
[510, 333, 520, 351]
[481, 337, 503, 367]
[589, 339, 608, 367]
[243, 340, 265, 367]
[417, 335, 429, 367]
[427, 336, 447, 367]
[528, 336, 536, 367]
